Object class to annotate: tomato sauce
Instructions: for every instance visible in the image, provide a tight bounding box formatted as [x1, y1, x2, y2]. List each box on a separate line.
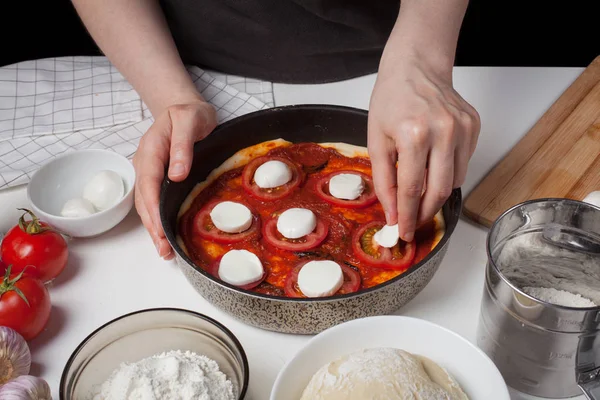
[178, 143, 440, 297]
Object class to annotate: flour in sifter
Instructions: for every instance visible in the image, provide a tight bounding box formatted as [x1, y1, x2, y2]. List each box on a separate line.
[523, 287, 597, 308]
[90, 350, 235, 400]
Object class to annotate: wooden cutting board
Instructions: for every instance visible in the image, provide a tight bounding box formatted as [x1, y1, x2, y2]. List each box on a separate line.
[463, 55, 600, 227]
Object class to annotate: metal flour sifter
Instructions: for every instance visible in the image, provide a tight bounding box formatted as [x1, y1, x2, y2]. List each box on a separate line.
[477, 198, 600, 398]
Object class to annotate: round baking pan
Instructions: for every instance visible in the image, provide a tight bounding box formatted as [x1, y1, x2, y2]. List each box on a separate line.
[160, 104, 461, 334]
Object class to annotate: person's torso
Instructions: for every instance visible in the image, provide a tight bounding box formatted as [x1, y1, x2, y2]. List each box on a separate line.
[160, 0, 400, 83]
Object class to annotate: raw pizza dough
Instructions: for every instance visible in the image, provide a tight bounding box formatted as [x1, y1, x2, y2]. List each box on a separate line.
[300, 347, 468, 400]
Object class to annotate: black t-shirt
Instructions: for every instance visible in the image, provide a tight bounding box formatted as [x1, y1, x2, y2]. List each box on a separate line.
[160, 0, 400, 83]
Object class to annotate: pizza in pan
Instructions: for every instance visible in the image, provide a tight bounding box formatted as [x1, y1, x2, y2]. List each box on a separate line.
[176, 140, 445, 298]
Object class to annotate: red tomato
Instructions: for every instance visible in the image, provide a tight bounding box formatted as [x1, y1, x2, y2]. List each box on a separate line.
[241, 156, 302, 201]
[0, 266, 51, 341]
[193, 201, 261, 244]
[284, 261, 361, 298]
[207, 258, 266, 290]
[262, 217, 328, 252]
[314, 170, 378, 208]
[351, 221, 416, 270]
[1, 209, 68, 283]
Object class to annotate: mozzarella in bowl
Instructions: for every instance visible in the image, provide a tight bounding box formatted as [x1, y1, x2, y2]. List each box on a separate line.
[27, 149, 135, 237]
[82, 170, 125, 211]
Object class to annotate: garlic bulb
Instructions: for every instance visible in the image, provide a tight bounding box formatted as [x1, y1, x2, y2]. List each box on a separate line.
[0, 375, 52, 400]
[0, 326, 31, 384]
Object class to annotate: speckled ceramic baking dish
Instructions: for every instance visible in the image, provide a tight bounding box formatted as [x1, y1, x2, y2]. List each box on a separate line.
[160, 105, 462, 335]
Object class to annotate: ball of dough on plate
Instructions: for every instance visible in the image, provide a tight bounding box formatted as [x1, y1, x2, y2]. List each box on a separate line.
[300, 347, 468, 400]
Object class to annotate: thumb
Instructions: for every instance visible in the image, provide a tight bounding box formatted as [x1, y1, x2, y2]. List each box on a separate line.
[167, 103, 216, 181]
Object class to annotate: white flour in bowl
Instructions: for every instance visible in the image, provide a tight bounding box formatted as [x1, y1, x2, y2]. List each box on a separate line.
[523, 287, 597, 308]
[90, 350, 235, 400]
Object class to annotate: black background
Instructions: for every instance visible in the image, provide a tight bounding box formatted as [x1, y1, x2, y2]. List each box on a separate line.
[2, 1, 598, 69]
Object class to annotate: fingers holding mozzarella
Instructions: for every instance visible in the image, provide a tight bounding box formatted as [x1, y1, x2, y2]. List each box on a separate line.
[213, 249, 266, 289]
[373, 224, 400, 248]
[352, 221, 417, 270]
[209, 201, 253, 233]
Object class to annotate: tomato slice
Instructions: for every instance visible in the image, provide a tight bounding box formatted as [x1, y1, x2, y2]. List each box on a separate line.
[193, 200, 260, 244]
[315, 170, 378, 208]
[241, 156, 302, 201]
[339, 264, 362, 294]
[262, 216, 328, 251]
[351, 221, 417, 270]
[284, 261, 361, 298]
[207, 258, 267, 290]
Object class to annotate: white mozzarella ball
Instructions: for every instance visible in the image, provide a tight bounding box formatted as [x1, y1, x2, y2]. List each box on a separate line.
[82, 170, 125, 211]
[60, 198, 96, 218]
[210, 201, 253, 233]
[329, 173, 365, 200]
[298, 260, 344, 298]
[373, 224, 400, 248]
[276, 208, 317, 239]
[218, 249, 264, 286]
[254, 160, 292, 189]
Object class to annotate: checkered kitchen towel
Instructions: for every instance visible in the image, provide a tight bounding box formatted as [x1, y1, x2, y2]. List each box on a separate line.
[0, 56, 273, 189]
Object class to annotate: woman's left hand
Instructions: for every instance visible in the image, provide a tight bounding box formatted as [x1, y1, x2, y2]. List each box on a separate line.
[368, 46, 480, 242]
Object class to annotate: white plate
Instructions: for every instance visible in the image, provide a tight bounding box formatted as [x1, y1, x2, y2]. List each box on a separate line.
[271, 315, 510, 400]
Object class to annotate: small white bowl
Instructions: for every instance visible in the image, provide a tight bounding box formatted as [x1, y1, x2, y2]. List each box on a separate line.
[26, 149, 135, 238]
[271, 315, 510, 400]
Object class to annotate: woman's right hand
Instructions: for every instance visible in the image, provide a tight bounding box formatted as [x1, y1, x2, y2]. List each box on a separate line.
[133, 101, 217, 260]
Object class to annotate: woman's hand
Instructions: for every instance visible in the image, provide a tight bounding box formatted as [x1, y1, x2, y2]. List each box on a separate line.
[133, 101, 217, 259]
[368, 48, 480, 242]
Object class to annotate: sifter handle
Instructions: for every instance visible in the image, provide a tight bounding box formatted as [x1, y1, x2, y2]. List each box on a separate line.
[579, 378, 600, 400]
[578, 332, 600, 400]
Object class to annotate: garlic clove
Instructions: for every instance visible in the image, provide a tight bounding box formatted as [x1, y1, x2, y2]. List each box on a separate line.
[0, 326, 31, 384]
[0, 375, 53, 400]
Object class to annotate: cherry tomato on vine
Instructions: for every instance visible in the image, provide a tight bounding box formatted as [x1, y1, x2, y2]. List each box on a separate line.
[1, 209, 68, 283]
[0, 265, 51, 340]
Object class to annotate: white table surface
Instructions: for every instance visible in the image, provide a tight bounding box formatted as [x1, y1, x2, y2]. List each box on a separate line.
[0, 66, 586, 400]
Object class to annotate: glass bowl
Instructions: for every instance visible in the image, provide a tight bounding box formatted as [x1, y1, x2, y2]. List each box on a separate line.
[60, 308, 248, 399]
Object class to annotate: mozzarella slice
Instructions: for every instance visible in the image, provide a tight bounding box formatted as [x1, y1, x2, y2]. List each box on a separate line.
[298, 260, 344, 297]
[329, 173, 365, 200]
[583, 191, 600, 208]
[277, 208, 317, 239]
[218, 249, 264, 286]
[82, 170, 125, 211]
[210, 201, 253, 233]
[374, 224, 400, 248]
[254, 160, 292, 189]
[61, 197, 96, 218]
